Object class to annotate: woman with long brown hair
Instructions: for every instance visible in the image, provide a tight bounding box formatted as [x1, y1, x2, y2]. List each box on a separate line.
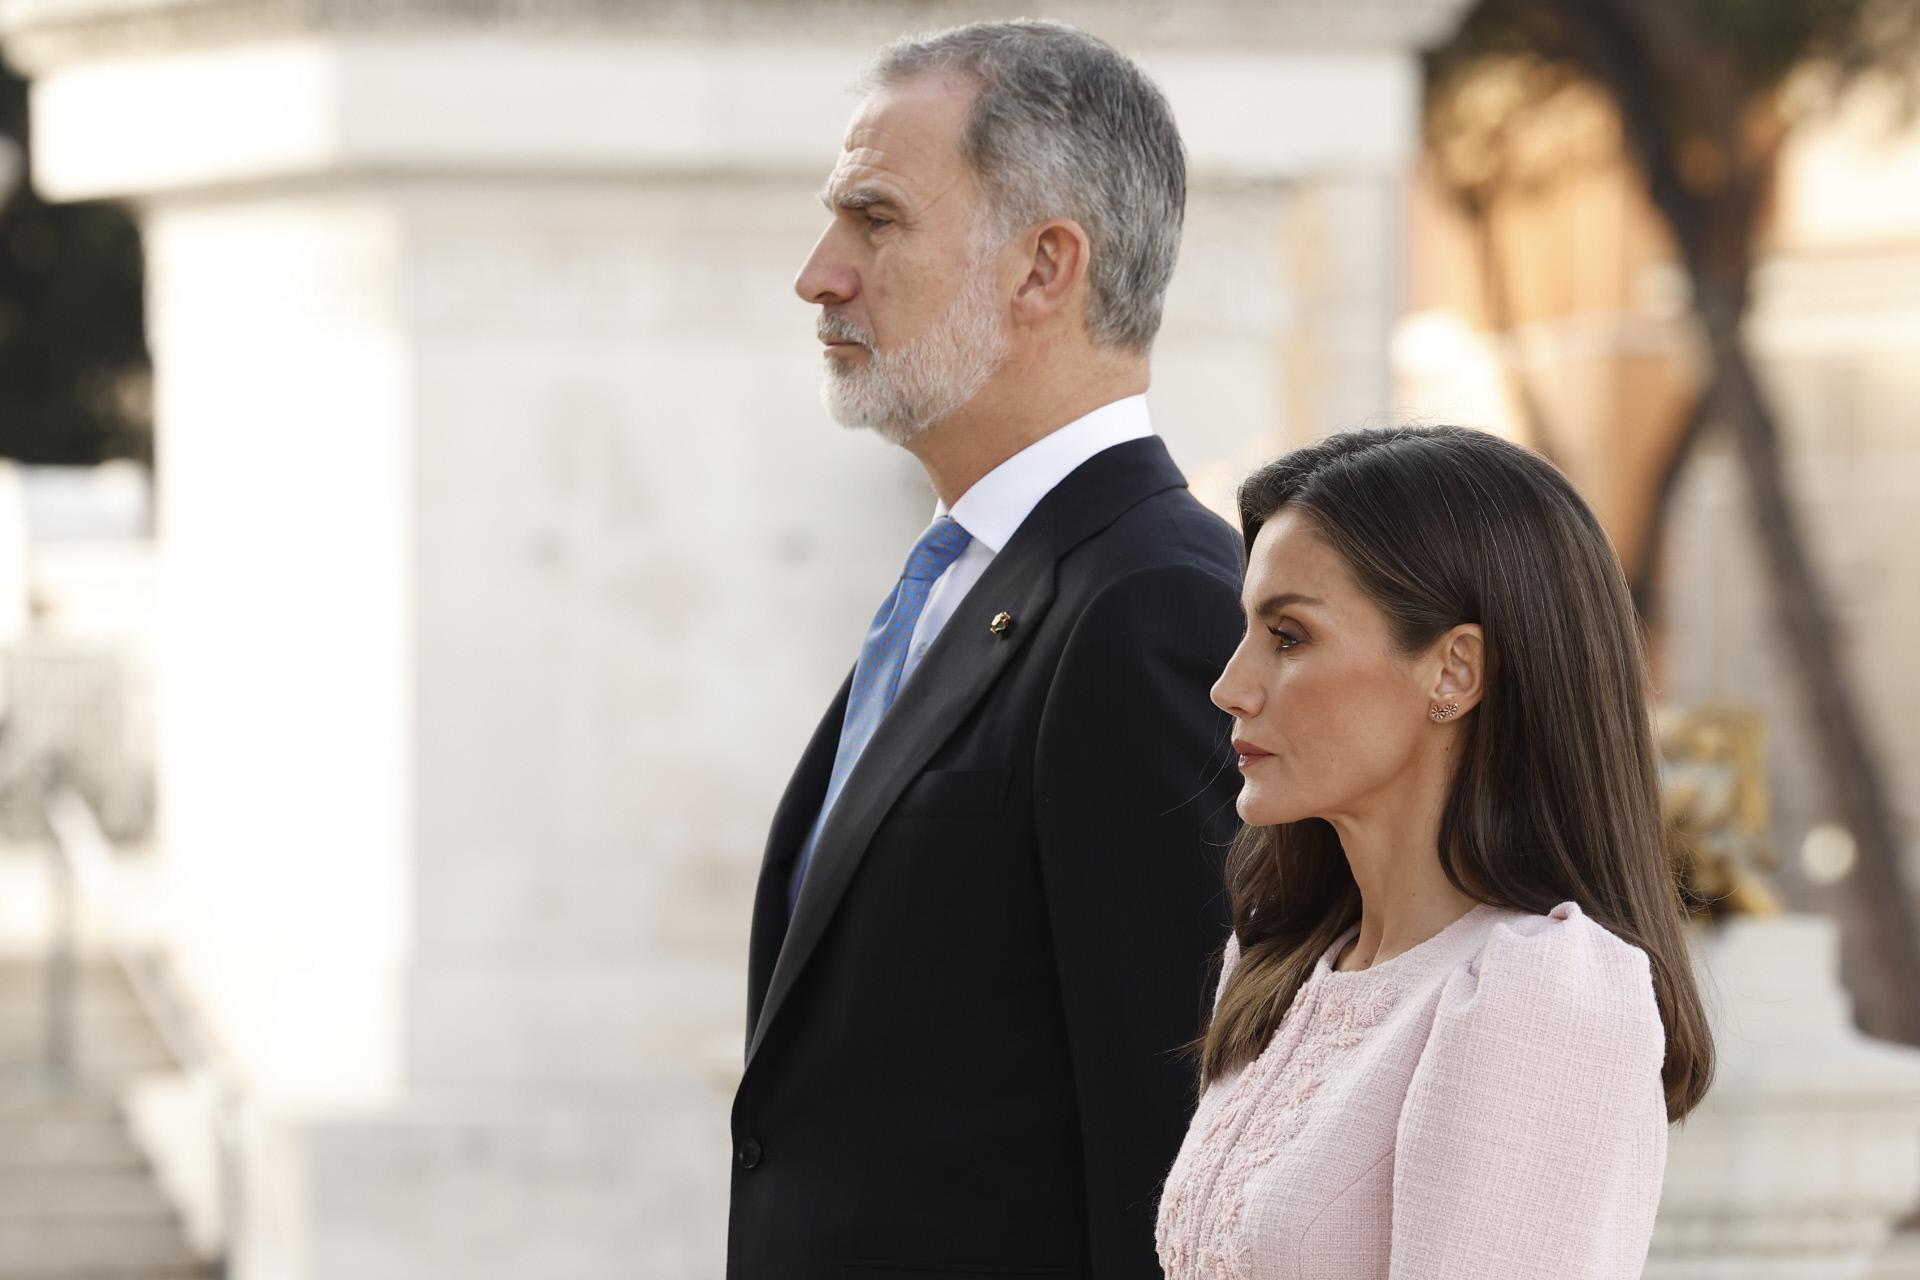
[1156, 426, 1712, 1278]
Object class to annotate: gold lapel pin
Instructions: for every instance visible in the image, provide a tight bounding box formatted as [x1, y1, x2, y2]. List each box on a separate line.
[989, 611, 1013, 637]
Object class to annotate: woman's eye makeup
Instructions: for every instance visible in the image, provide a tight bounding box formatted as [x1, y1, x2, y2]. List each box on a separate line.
[1267, 625, 1302, 651]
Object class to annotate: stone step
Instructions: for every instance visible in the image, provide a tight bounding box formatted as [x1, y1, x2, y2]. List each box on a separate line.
[0, 1274, 209, 1280]
[0, 983, 146, 1031]
[0, 962, 140, 1001]
[0, 982, 144, 1015]
[0, 997, 146, 1028]
[0, 958, 213, 1279]
[0, 1012, 174, 1076]
[0, 964, 161, 1039]
[0, 1095, 120, 1121]
[0, 1006, 167, 1040]
[0, 1217, 204, 1273]
[0, 1167, 174, 1219]
[0, 1104, 145, 1169]
[0, 1275, 211, 1280]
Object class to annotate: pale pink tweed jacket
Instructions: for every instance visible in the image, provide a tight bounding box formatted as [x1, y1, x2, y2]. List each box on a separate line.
[1156, 901, 1668, 1279]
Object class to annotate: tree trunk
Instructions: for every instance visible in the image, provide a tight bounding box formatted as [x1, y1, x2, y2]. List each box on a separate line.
[1626, 379, 1713, 624]
[1529, 0, 1920, 1044]
[1695, 290, 1920, 1044]
[1461, 188, 1563, 466]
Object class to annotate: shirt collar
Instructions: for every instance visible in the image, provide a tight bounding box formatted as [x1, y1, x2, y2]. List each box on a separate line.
[936, 394, 1155, 554]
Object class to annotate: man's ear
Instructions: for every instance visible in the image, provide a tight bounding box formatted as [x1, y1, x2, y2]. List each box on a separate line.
[1010, 218, 1092, 328]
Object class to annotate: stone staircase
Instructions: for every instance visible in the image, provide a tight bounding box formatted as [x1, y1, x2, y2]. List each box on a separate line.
[0, 957, 216, 1279]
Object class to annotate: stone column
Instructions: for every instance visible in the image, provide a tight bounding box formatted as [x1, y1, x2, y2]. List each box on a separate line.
[0, 2, 1465, 1274]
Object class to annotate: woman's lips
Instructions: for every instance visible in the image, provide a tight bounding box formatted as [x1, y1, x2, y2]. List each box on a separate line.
[1232, 738, 1272, 769]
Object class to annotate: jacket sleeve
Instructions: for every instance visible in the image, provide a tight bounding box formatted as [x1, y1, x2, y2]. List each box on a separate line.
[1389, 903, 1670, 1279]
[1033, 560, 1244, 1279]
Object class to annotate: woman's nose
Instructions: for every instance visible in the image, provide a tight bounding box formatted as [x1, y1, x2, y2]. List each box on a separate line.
[1211, 641, 1261, 719]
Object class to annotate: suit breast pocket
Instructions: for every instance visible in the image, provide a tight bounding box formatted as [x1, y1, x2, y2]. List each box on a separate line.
[892, 766, 1011, 818]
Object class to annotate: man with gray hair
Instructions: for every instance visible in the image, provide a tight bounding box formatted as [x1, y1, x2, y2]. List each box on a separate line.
[731, 22, 1242, 1277]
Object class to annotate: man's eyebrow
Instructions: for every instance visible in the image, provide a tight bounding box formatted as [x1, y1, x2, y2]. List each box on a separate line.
[818, 186, 903, 214]
[1250, 592, 1325, 617]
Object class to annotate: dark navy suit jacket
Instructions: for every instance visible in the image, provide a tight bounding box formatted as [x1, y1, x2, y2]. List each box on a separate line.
[729, 436, 1245, 1279]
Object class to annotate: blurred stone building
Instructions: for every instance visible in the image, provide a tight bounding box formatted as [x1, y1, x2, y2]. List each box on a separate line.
[0, 1, 1470, 1274]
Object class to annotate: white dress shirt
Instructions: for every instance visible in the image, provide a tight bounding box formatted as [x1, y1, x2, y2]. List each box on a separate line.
[898, 394, 1155, 688]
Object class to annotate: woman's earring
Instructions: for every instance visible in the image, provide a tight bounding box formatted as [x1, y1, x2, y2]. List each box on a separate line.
[1428, 701, 1461, 723]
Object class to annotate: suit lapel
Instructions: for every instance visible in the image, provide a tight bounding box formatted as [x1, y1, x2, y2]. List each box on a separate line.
[743, 436, 1191, 1068]
[743, 672, 849, 1042]
[745, 531, 1057, 1066]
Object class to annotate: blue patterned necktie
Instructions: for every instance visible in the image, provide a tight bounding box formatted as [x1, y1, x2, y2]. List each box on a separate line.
[787, 515, 975, 910]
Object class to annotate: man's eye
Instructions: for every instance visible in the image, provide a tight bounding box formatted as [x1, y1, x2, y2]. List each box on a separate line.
[864, 215, 891, 230]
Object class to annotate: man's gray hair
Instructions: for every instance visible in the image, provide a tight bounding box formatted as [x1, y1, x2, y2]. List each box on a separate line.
[866, 20, 1186, 354]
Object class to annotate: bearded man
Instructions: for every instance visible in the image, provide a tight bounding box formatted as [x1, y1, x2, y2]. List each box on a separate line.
[729, 21, 1243, 1278]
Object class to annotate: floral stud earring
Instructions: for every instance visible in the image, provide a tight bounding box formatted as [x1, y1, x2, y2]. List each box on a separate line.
[1428, 701, 1461, 723]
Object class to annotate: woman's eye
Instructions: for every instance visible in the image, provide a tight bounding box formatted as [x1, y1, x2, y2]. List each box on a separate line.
[1268, 625, 1301, 651]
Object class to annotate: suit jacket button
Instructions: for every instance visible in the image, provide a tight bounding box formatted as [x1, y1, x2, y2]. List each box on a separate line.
[735, 1137, 763, 1170]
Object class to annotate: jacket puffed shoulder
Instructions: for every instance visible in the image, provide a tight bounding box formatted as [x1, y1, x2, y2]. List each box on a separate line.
[1389, 902, 1669, 1280]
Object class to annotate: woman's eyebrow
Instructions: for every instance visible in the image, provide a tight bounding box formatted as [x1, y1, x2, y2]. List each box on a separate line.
[1251, 592, 1325, 618]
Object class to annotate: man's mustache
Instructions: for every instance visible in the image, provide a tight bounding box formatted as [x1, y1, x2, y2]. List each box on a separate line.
[817, 313, 874, 350]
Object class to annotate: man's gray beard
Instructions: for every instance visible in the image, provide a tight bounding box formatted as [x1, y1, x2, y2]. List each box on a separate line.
[820, 254, 1010, 446]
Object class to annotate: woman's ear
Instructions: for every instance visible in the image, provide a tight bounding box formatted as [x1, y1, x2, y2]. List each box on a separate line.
[1429, 623, 1485, 716]
[1010, 218, 1092, 328]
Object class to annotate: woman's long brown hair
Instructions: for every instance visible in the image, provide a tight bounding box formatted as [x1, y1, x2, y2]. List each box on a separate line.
[1201, 426, 1713, 1122]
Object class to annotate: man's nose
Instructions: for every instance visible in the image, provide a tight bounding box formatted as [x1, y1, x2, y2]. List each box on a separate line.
[794, 228, 857, 307]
